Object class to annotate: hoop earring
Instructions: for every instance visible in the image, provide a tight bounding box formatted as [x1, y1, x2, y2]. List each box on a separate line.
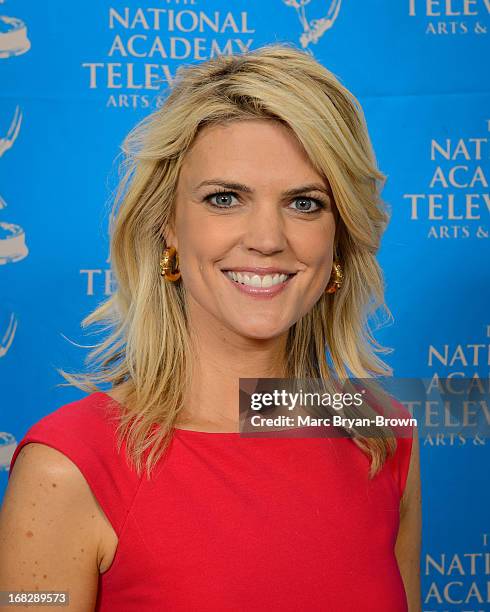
[325, 260, 343, 294]
[159, 246, 181, 282]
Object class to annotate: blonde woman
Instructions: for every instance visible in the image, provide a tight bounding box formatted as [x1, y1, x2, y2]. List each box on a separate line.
[0, 43, 421, 611]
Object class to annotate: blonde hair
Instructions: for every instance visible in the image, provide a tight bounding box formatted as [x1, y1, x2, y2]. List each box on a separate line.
[59, 42, 397, 480]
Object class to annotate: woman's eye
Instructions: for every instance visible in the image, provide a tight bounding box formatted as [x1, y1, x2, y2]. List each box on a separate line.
[203, 192, 325, 213]
[204, 192, 238, 208]
[289, 197, 323, 213]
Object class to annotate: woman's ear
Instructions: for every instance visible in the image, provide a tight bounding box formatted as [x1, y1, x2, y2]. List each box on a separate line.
[162, 223, 178, 251]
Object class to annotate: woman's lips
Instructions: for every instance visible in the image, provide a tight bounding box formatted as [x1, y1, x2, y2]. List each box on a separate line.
[221, 270, 296, 299]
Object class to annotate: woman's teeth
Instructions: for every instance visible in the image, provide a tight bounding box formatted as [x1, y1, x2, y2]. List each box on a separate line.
[224, 271, 291, 288]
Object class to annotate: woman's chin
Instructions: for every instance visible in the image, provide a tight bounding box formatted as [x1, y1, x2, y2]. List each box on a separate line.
[229, 318, 290, 341]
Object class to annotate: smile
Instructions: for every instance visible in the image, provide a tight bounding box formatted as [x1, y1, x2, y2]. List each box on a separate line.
[224, 271, 293, 288]
[221, 270, 296, 299]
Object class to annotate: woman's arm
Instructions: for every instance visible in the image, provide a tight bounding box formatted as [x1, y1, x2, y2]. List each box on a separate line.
[395, 427, 422, 612]
[0, 443, 109, 611]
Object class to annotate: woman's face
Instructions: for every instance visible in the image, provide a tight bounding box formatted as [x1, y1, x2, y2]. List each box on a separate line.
[167, 119, 337, 340]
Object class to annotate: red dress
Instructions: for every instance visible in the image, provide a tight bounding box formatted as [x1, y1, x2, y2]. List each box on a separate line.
[9, 391, 413, 611]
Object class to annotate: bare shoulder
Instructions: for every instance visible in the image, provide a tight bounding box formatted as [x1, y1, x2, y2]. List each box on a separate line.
[395, 426, 422, 612]
[0, 442, 117, 610]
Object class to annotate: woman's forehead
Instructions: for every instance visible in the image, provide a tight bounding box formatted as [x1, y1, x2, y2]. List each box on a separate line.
[179, 121, 327, 189]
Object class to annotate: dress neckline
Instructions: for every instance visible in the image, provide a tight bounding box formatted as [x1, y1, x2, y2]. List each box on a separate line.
[97, 391, 322, 438]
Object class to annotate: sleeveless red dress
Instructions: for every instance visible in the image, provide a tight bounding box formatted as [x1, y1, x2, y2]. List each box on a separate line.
[9, 391, 413, 611]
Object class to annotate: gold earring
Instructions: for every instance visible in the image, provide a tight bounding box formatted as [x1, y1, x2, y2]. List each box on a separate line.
[159, 246, 181, 282]
[325, 260, 343, 294]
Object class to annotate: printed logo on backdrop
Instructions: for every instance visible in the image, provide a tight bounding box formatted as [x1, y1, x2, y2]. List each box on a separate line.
[80, 251, 116, 297]
[81, 0, 343, 109]
[408, 0, 489, 35]
[403, 119, 489, 240]
[0, 311, 17, 358]
[422, 323, 490, 447]
[0, 105, 27, 358]
[0, 0, 31, 58]
[424, 530, 490, 610]
[0, 1, 30, 359]
[0, 0, 30, 272]
[283, 0, 341, 48]
[0, 431, 16, 471]
[81, 1, 256, 110]
[0, 106, 27, 266]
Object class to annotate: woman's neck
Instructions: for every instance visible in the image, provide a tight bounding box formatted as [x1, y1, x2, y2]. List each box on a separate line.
[178, 319, 289, 430]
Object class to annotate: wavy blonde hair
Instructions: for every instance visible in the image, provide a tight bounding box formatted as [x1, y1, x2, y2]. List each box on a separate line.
[59, 42, 397, 480]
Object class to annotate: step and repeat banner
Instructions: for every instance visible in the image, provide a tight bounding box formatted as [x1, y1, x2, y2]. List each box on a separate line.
[1, 1, 489, 610]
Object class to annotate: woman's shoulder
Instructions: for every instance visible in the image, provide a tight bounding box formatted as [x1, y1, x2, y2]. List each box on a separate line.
[15, 391, 122, 438]
[9, 391, 141, 534]
[9, 391, 130, 474]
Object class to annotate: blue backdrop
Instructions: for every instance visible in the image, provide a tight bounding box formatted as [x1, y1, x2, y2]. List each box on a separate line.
[1, 2, 489, 610]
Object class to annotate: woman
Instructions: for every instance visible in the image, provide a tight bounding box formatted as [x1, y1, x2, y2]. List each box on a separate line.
[0, 43, 421, 611]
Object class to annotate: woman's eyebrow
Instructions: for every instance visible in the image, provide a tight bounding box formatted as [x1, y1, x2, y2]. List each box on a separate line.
[193, 179, 331, 197]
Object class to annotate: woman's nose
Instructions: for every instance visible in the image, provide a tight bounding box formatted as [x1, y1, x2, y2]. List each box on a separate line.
[241, 203, 288, 255]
